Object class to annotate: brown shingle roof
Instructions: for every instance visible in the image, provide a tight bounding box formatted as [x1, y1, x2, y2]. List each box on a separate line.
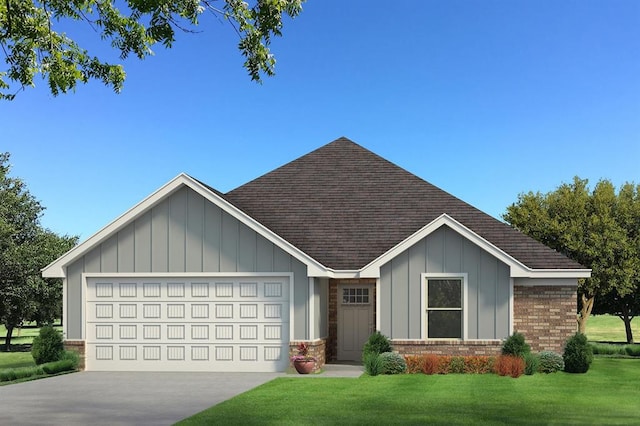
[224, 137, 584, 270]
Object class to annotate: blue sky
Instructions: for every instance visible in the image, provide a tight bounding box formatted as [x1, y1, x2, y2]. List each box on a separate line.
[3, 0, 639, 241]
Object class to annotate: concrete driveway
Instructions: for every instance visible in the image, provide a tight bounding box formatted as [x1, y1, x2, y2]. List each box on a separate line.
[0, 371, 281, 425]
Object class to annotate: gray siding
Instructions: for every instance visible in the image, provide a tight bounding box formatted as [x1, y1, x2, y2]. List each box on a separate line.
[314, 278, 329, 339]
[380, 225, 510, 340]
[65, 186, 310, 340]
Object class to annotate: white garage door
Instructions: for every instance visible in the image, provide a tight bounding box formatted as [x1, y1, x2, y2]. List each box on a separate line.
[85, 276, 290, 372]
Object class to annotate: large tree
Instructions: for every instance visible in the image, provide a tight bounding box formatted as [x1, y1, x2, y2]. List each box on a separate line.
[0, 153, 77, 350]
[503, 177, 640, 337]
[0, 0, 304, 100]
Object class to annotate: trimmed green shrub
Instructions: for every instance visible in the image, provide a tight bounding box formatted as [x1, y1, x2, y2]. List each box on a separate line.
[589, 342, 625, 356]
[625, 345, 640, 357]
[61, 350, 80, 368]
[501, 332, 530, 358]
[362, 331, 392, 359]
[42, 359, 76, 375]
[31, 325, 64, 365]
[563, 333, 593, 373]
[379, 352, 407, 375]
[364, 353, 384, 376]
[524, 353, 539, 375]
[0, 369, 17, 382]
[538, 351, 564, 373]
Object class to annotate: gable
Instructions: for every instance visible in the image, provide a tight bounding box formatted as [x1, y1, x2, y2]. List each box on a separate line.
[42, 174, 325, 278]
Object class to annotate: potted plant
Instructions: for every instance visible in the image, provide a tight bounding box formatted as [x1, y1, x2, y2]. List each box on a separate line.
[291, 342, 316, 374]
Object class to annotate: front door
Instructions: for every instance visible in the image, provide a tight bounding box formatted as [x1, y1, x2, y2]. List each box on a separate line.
[337, 284, 374, 361]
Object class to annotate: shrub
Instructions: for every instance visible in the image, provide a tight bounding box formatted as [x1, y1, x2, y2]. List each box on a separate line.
[524, 353, 539, 375]
[589, 342, 625, 356]
[379, 352, 407, 374]
[494, 355, 525, 378]
[563, 333, 593, 373]
[421, 354, 441, 375]
[362, 331, 392, 360]
[625, 345, 640, 357]
[61, 350, 80, 368]
[0, 369, 17, 382]
[404, 355, 424, 374]
[449, 356, 465, 374]
[31, 325, 64, 365]
[42, 359, 77, 375]
[501, 332, 530, 358]
[538, 351, 564, 373]
[364, 353, 383, 376]
[463, 356, 495, 374]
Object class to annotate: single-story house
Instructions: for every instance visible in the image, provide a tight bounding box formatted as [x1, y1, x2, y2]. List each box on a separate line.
[42, 137, 590, 372]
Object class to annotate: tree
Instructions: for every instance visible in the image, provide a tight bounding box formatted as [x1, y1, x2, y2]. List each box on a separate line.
[0, 153, 77, 350]
[503, 177, 640, 337]
[0, 0, 304, 100]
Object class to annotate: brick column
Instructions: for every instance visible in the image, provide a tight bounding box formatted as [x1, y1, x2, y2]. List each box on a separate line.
[513, 285, 577, 353]
[64, 340, 86, 370]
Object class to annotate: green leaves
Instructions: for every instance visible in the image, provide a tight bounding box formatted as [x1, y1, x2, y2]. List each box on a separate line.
[0, 0, 304, 99]
[504, 177, 640, 300]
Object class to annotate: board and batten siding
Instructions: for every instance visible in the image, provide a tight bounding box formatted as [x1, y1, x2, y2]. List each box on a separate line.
[379, 225, 510, 340]
[64, 186, 309, 340]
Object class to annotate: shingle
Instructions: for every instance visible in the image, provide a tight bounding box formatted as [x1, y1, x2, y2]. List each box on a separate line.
[224, 137, 584, 270]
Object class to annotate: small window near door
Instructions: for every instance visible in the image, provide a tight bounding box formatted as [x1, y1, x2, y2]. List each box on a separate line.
[342, 288, 370, 304]
[426, 278, 462, 339]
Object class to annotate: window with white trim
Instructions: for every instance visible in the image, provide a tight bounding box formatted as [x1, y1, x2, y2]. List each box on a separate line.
[426, 278, 463, 339]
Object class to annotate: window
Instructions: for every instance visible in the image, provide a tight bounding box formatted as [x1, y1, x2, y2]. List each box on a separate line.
[426, 278, 463, 339]
[342, 287, 370, 304]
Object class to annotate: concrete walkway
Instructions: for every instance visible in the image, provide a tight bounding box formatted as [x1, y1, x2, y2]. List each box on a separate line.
[0, 364, 362, 425]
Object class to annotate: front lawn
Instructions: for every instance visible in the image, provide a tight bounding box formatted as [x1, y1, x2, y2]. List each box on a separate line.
[0, 352, 35, 370]
[178, 358, 640, 425]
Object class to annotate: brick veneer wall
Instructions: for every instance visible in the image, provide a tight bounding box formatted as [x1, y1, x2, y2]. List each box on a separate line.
[393, 340, 502, 356]
[289, 339, 326, 372]
[64, 340, 86, 370]
[513, 285, 577, 353]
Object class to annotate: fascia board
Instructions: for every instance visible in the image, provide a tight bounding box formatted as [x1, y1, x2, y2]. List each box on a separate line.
[42, 173, 328, 279]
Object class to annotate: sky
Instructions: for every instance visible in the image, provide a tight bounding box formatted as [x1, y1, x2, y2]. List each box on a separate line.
[2, 0, 639, 241]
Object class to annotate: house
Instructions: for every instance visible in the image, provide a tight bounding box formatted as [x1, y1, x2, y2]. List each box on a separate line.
[42, 138, 590, 372]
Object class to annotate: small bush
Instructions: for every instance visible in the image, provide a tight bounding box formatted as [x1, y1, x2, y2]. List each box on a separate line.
[61, 350, 80, 368]
[463, 356, 495, 374]
[494, 355, 525, 378]
[362, 331, 392, 360]
[31, 326, 64, 365]
[501, 332, 530, 358]
[363, 353, 383, 376]
[404, 355, 424, 374]
[0, 369, 17, 382]
[379, 352, 407, 374]
[625, 345, 640, 357]
[41, 359, 76, 375]
[524, 353, 539, 375]
[538, 351, 564, 373]
[449, 356, 465, 374]
[563, 333, 593, 373]
[589, 342, 625, 356]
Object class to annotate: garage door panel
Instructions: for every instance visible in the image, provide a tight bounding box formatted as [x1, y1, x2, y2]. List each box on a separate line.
[85, 277, 290, 372]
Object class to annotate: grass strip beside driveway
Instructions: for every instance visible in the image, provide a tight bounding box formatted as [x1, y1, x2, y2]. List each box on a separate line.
[178, 359, 640, 425]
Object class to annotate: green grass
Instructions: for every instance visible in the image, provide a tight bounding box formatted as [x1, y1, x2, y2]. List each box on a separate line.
[0, 351, 35, 370]
[177, 359, 640, 425]
[585, 314, 639, 343]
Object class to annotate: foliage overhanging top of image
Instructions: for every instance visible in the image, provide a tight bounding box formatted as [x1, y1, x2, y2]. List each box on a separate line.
[0, 0, 304, 100]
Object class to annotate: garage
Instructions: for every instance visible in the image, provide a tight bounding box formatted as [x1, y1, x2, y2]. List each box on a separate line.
[84, 276, 291, 372]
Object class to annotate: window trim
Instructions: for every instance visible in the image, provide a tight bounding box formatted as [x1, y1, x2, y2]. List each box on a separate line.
[421, 273, 468, 340]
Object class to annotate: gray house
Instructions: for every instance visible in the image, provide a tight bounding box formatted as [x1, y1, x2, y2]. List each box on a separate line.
[43, 138, 590, 372]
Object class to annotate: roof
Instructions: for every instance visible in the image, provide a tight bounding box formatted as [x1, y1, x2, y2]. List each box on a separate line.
[226, 137, 585, 271]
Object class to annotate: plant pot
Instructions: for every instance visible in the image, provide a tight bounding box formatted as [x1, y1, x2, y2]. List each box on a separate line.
[293, 359, 315, 374]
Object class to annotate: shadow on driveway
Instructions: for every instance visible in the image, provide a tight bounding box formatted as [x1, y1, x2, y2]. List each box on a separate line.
[0, 371, 281, 425]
